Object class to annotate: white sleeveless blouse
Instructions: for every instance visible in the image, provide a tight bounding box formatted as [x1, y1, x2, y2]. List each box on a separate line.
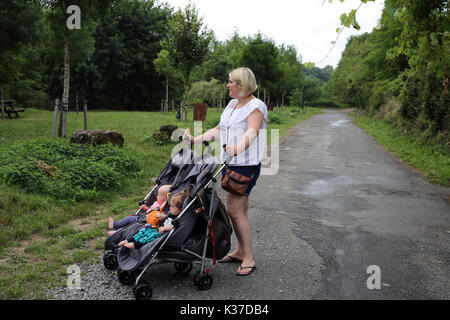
[219, 98, 268, 166]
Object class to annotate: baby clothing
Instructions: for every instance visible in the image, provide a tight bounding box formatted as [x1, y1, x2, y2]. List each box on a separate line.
[113, 215, 144, 229]
[127, 214, 176, 249]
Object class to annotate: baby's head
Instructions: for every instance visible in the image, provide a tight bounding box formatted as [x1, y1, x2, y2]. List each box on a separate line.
[156, 184, 171, 202]
[169, 187, 191, 216]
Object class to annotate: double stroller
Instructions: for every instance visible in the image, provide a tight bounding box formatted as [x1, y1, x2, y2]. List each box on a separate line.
[103, 142, 232, 300]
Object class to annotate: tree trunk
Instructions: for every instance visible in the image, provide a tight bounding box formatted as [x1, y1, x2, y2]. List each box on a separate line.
[52, 99, 60, 138]
[75, 92, 78, 116]
[61, 27, 70, 138]
[83, 100, 88, 130]
[165, 76, 169, 114]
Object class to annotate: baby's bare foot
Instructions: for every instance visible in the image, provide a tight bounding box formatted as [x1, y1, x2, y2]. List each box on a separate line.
[108, 217, 114, 229]
[124, 242, 135, 250]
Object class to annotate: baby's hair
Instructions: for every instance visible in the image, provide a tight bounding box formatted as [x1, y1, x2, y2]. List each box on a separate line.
[170, 187, 191, 209]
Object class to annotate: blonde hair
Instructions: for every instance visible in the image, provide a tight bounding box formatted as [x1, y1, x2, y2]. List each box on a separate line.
[229, 67, 258, 97]
[170, 187, 191, 210]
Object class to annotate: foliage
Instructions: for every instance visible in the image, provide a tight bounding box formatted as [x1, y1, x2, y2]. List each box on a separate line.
[2, 0, 327, 111]
[328, 0, 449, 144]
[384, 0, 450, 74]
[161, 1, 213, 96]
[268, 110, 285, 124]
[0, 139, 141, 201]
[89, 0, 173, 108]
[240, 33, 281, 97]
[186, 78, 227, 106]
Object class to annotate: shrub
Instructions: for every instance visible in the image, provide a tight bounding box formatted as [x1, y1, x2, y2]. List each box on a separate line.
[0, 139, 141, 201]
[268, 110, 285, 124]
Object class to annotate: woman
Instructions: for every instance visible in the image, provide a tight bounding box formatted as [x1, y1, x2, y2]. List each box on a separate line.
[183, 67, 267, 276]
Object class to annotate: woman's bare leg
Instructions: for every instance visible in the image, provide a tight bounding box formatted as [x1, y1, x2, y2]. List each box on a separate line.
[226, 192, 255, 270]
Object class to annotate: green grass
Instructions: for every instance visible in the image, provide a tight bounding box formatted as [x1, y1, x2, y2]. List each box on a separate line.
[0, 105, 321, 299]
[352, 113, 450, 187]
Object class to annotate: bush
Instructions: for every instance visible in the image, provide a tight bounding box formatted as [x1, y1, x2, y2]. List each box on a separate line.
[0, 139, 141, 201]
[268, 110, 285, 124]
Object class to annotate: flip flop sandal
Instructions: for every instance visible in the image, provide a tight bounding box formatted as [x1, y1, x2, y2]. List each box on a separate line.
[218, 255, 243, 264]
[236, 265, 256, 276]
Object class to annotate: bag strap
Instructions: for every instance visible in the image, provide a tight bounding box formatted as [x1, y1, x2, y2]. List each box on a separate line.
[208, 220, 217, 264]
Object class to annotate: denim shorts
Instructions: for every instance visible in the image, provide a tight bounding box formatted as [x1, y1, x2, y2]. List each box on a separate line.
[222, 163, 261, 196]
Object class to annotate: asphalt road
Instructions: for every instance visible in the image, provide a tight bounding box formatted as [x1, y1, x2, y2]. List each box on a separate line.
[56, 109, 448, 300]
[249, 109, 450, 300]
[143, 109, 450, 300]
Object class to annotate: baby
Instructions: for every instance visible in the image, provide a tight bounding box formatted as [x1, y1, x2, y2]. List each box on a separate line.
[118, 187, 191, 250]
[107, 184, 171, 236]
[148, 184, 172, 211]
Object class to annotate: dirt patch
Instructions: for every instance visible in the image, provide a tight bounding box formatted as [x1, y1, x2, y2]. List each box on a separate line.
[379, 97, 401, 120]
[69, 217, 94, 232]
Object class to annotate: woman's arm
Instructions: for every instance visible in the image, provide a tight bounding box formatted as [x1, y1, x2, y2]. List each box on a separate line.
[183, 123, 220, 145]
[225, 109, 264, 157]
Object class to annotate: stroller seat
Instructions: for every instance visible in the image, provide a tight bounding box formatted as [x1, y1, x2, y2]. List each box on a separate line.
[112, 150, 232, 299]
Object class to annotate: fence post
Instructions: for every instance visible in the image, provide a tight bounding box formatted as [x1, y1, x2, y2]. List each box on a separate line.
[83, 100, 88, 130]
[52, 98, 60, 138]
[76, 92, 79, 116]
[1, 90, 4, 119]
[61, 100, 68, 138]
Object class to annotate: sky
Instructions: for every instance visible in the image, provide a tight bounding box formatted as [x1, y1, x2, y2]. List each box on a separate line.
[160, 0, 385, 68]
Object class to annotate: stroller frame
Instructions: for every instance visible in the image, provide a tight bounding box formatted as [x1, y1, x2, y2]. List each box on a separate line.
[103, 143, 212, 271]
[131, 161, 227, 300]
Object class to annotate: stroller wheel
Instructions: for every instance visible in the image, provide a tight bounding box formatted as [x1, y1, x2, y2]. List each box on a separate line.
[103, 252, 118, 270]
[133, 283, 153, 300]
[194, 273, 213, 291]
[118, 269, 135, 286]
[174, 262, 193, 275]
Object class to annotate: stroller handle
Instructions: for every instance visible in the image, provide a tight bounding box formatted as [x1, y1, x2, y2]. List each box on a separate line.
[222, 144, 234, 166]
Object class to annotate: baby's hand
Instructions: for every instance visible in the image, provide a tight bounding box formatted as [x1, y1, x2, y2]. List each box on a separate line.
[155, 213, 165, 220]
[158, 227, 165, 234]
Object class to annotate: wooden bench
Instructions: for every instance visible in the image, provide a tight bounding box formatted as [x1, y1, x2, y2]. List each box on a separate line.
[2, 100, 24, 118]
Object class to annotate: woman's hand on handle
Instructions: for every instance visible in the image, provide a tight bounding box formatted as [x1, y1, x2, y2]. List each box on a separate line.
[183, 128, 194, 145]
[224, 145, 237, 158]
[184, 123, 220, 145]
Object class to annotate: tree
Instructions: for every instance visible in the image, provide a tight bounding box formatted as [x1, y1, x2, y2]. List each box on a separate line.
[277, 44, 304, 106]
[154, 49, 180, 113]
[240, 33, 281, 104]
[161, 1, 213, 110]
[0, 0, 42, 111]
[89, 0, 172, 109]
[38, 0, 111, 137]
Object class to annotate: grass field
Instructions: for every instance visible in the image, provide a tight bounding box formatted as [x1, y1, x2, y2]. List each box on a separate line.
[0, 105, 322, 299]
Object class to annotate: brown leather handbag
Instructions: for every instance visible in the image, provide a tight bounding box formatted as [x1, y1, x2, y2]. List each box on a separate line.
[221, 168, 252, 195]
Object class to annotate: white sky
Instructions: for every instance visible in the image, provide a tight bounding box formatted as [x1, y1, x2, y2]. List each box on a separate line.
[160, 0, 385, 68]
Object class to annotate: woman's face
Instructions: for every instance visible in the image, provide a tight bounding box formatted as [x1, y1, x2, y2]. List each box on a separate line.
[227, 78, 241, 98]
